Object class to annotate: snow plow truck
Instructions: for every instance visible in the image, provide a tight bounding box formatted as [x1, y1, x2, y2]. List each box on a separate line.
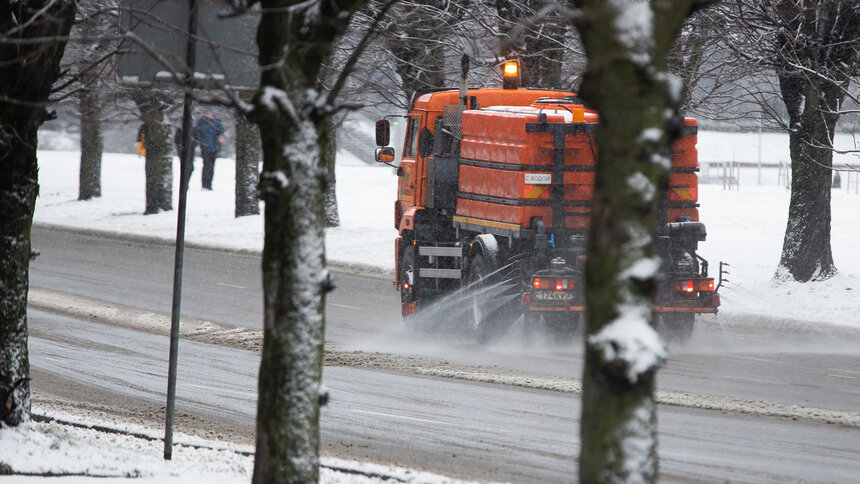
[374, 60, 720, 343]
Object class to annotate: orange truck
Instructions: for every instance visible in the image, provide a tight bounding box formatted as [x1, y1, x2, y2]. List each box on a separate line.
[375, 61, 720, 343]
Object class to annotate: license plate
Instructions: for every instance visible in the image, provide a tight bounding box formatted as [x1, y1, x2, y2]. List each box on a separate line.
[533, 291, 574, 301]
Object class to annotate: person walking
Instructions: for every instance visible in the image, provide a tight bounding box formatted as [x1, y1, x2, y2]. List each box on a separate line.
[194, 107, 225, 190]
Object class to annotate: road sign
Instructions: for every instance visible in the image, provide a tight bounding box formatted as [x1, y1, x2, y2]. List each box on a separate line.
[118, 0, 259, 89]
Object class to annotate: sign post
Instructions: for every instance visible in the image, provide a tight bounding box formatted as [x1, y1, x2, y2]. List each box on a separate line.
[117, 0, 259, 461]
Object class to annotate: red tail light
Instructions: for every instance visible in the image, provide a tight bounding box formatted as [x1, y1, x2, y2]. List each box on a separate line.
[674, 279, 714, 293]
[533, 277, 575, 291]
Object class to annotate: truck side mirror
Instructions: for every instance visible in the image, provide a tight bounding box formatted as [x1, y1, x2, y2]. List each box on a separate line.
[375, 120, 390, 146]
[375, 146, 395, 163]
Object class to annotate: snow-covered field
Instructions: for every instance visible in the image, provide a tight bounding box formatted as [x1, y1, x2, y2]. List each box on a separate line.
[5, 129, 860, 481]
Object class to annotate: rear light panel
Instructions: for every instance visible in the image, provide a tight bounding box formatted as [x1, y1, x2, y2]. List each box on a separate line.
[532, 277, 576, 291]
[674, 278, 714, 293]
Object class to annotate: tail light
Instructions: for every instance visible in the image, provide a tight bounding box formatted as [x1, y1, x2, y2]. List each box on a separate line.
[674, 279, 714, 293]
[533, 277, 576, 290]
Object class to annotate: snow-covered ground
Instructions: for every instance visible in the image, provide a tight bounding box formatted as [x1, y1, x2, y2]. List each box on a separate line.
[5, 129, 860, 481]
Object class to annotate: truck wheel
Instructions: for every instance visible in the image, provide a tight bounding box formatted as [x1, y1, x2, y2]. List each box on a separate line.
[658, 313, 695, 344]
[541, 312, 582, 345]
[468, 254, 501, 343]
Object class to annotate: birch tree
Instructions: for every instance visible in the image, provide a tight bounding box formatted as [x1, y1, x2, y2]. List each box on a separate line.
[0, 0, 77, 426]
[570, 0, 712, 481]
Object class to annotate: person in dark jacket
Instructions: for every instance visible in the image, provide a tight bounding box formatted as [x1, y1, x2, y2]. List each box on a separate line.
[193, 107, 225, 190]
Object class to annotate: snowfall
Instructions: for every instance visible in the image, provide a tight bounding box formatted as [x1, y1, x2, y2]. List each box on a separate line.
[3, 128, 860, 482]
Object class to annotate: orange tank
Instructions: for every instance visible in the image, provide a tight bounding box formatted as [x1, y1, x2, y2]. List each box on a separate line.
[456, 105, 699, 229]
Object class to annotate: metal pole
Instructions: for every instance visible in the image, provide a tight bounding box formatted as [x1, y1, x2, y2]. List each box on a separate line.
[165, 0, 198, 461]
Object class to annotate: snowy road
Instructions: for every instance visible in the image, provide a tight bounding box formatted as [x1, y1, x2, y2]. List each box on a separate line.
[29, 226, 860, 414]
[28, 307, 860, 483]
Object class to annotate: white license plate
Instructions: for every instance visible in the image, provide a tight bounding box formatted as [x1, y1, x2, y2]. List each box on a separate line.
[533, 291, 574, 301]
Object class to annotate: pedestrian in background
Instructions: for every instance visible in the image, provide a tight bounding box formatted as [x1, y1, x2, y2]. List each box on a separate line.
[194, 107, 225, 190]
[136, 124, 146, 157]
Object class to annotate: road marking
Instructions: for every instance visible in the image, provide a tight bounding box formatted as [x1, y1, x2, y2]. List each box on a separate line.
[349, 408, 505, 433]
[825, 373, 857, 380]
[187, 383, 257, 398]
[331, 303, 363, 310]
[830, 368, 860, 375]
[216, 282, 247, 289]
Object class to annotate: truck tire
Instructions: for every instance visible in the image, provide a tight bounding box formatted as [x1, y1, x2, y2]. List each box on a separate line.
[541, 312, 582, 345]
[468, 253, 504, 343]
[658, 313, 694, 344]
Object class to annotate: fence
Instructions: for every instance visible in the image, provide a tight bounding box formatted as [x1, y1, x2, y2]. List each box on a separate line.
[699, 161, 860, 193]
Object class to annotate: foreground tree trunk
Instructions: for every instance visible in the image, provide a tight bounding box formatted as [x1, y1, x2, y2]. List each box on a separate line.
[78, 86, 103, 200]
[235, 110, 261, 217]
[0, 0, 76, 427]
[249, 1, 365, 482]
[572, 1, 708, 481]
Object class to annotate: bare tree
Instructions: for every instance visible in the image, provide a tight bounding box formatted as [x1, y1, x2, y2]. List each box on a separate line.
[133, 92, 174, 214]
[220, 0, 372, 481]
[674, 1, 860, 282]
[234, 100, 261, 217]
[570, 0, 713, 481]
[497, 0, 568, 88]
[0, 0, 77, 427]
[66, 1, 117, 200]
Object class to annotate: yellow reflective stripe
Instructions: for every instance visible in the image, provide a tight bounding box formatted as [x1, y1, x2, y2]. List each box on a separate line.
[452, 215, 521, 232]
[524, 185, 548, 199]
[673, 188, 695, 201]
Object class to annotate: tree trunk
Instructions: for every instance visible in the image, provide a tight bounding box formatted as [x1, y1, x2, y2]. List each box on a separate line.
[235, 110, 261, 217]
[324, 116, 340, 228]
[78, 86, 102, 200]
[776, 72, 840, 281]
[573, 1, 699, 481]
[0, 0, 76, 427]
[135, 98, 173, 215]
[251, 1, 364, 482]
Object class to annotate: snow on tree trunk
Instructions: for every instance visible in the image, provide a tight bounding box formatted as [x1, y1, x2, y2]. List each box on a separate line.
[78, 86, 103, 200]
[250, 1, 365, 481]
[235, 110, 261, 218]
[572, 0, 704, 481]
[0, 0, 77, 427]
[776, 72, 839, 281]
[134, 96, 173, 215]
[324, 116, 340, 228]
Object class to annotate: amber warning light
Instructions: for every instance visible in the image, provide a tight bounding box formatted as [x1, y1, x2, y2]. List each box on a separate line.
[502, 60, 520, 89]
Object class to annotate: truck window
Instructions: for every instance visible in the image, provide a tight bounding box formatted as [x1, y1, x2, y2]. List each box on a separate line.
[403, 117, 420, 158]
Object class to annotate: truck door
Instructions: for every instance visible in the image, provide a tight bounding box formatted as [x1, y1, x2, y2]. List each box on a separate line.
[398, 115, 422, 213]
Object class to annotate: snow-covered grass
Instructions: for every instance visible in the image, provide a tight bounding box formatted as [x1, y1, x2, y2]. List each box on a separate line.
[0, 416, 469, 483]
[7, 129, 860, 480]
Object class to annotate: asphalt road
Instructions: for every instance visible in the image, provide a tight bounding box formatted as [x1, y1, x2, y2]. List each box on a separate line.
[26, 225, 860, 482]
[28, 308, 860, 483]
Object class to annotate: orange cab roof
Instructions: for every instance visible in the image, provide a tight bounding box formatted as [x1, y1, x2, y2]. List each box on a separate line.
[412, 88, 578, 112]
